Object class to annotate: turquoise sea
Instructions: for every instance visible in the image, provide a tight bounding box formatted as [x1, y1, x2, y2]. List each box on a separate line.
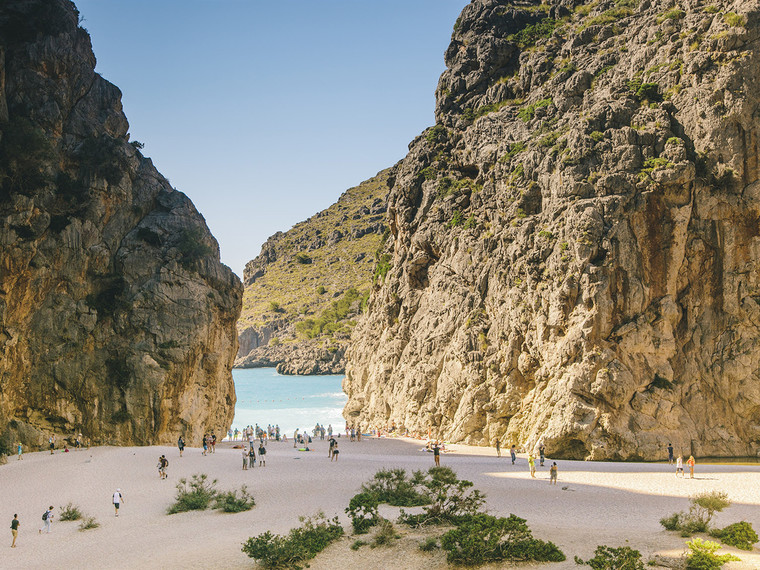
[231, 368, 347, 436]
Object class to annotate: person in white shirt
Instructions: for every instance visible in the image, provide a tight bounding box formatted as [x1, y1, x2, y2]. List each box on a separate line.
[113, 489, 124, 516]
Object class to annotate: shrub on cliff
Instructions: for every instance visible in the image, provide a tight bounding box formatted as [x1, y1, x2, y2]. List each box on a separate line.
[241, 512, 343, 568]
[440, 513, 565, 565]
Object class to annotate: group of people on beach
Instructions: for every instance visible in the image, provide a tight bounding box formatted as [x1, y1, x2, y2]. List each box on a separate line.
[667, 443, 697, 478]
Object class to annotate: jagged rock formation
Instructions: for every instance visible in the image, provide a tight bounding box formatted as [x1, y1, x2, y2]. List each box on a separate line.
[345, 0, 760, 459]
[236, 171, 389, 374]
[0, 0, 242, 449]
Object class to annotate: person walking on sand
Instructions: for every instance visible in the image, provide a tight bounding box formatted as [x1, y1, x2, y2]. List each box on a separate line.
[528, 454, 536, 478]
[331, 441, 339, 461]
[112, 488, 123, 517]
[549, 462, 558, 485]
[49, 435, 55, 455]
[676, 455, 684, 477]
[433, 442, 441, 466]
[539, 444, 545, 467]
[10, 514, 19, 547]
[211, 432, 217, 453]
[510, 445, 517, 465]
[39, 506, 53, 534]
[158, 455, 168, 479]
[178, 435, 185, 458]
[687, 455, 695, 478]
[248, 446, 255, 469]
[495, 439, 501, 457]
[17, 442, 22, 460]
[667, 442, 674, 464]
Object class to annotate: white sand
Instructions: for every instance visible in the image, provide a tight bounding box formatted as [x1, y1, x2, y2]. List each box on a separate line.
[1, 436, 759, 569]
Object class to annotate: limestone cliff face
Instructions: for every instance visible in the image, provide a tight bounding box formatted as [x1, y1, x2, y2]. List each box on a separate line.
[236, 171, 389, 374]
[0, 0, 242, 448]
[345, 0, 760, 459]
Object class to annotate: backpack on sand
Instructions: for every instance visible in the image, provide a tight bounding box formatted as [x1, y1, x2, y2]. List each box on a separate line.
[42, 511, 48, 521]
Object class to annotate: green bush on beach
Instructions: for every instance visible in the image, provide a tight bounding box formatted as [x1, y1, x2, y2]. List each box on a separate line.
[686, 538, 740, 569]
[168, 473, 218, 514]
[241, 512, 343, 568]
[78, 516, 99, 531]
[660, 491, 731, 536]
[345, 491, 380, 534]
[709, 521, 758, 551]
[215, 486, 255, 513]
[59, 502, 83, 521]
[440, 513, 565, 565]
[574, 545, 644, 569]
[399, 466, 485, 526]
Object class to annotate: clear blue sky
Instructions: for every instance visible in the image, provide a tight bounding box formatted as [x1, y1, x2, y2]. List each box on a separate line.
[75, 1, 470, 276]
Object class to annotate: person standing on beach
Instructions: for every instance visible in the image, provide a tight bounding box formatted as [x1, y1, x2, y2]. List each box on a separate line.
[39, 506, 53, 533]
[258, 442, 266, 467]
[211, 432, 217, 453]
[248, 446, 255, 469]
[202, 434, 208, 456]
[433, 442, 441, 466]
[494, 439, 501, 457]
[539, 444, 545, 467]
[293, 429, 299, 448]
[328, 436, 336, 458]
[667, 443, 674, 464]
[676, 455, 684, 477]
[178, 435, 185, 458]
[687, 455, 695, 478]
[17, 442, 22, 460]
[242, 448, 248, 470]
[528, 454, 536, 477]
[549, 462, 558, 485]
[49, 435, 55, 455]
[510, 445, 517, 465]
[112, 488, 123, 516]
[331, 441, 339, 461]
[10, 514, 19, 547]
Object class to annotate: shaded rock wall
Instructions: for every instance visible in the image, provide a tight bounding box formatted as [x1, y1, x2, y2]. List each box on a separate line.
[0, 0, 242, 447]
[345, 0, 760, 459]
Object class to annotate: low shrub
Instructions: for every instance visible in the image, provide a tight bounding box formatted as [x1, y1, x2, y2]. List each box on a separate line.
[371, 518, 400, 548]
[167, 473, 218, 514]
[361, 468, 429, 507]
[419, 537, 439, 552]
[660, 491, 731, 536]
[241, 512, 344, 568]
[574, 545, 644, 569]
[350, 539, 367, 550]
[399, 466, 486, 526]
[346, 492, 379, 534]
[440, 513, 565, 565]
[215, 486, 255, 513]
[59, 502, 83, 522]
[78, 516, 99, 531]
[710, 521, 758, 551]
[686, 538, 740, 569]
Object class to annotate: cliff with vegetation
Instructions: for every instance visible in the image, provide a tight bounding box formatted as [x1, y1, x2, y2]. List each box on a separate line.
[345, 0, 760, 459]
[237, 171, 389, 374]
[0, 0, 242, 451]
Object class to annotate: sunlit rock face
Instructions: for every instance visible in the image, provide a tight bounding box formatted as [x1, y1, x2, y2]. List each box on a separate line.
[345, 0, 760, 459]
[0, 0, 242, 447]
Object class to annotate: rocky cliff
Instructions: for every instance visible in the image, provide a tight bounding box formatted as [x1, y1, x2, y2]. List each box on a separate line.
[0, 0, 242, 449]
[344, 0, 760, 459]
[236, 171, 389, 374]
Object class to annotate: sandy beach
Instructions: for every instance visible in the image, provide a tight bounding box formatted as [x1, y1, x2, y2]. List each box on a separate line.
[1, 436, 759, 569]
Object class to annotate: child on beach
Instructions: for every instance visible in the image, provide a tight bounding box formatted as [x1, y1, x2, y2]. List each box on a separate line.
[549, 462, 558, 484]
[528, 454, 536, 477]
[676, 455, 684, 477]
[687, 455, 695, 478]
[510, 445, 516, 464]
